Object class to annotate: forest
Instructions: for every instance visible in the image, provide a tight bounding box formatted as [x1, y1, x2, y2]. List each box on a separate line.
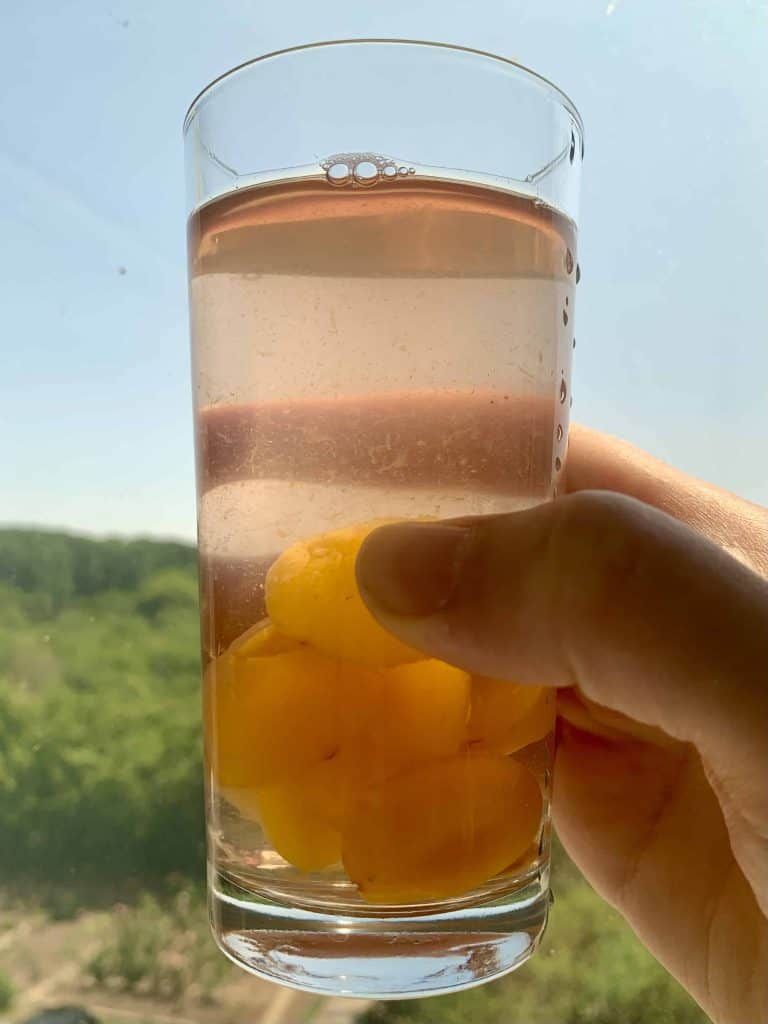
[0, 528, 708, 1022]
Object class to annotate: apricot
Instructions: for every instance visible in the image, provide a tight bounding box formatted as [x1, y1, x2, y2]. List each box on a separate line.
[265, 522, 423, 666]
[296, 753, 355, 827]
[225, 754, 351, 835]
[226, 782, 342, 873]
[208, 517, 552, 896]
[468, 677, 556, 755]
[229, 619, 300, 658]
[338, 659, 470, 784]
[342, 752, 543, 904]
[262, 658, 469, 830]
[206, 645, 344, 788]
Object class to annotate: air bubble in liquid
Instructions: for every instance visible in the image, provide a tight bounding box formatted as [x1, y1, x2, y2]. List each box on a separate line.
[555, 457, 562, 472]
[556, 424, 564, 442]
[326, 162, 351, 187]
[354, 161, 379, 186]
[562, 309, 569, 326]
[565, 249, 574, 275]
[323, 153, 416, 189]
[559, 379, 568, 404]
[576, 263, 582, 284]
[573, 337, 576, 349]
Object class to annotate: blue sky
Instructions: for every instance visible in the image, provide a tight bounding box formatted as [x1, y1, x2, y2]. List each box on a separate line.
[1, 0, 766, 541]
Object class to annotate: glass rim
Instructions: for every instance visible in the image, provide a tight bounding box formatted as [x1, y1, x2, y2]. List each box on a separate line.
[183, 37, 584, 138]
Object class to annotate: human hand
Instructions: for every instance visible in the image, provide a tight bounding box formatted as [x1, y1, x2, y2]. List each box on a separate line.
[355, 425, 768, 1024]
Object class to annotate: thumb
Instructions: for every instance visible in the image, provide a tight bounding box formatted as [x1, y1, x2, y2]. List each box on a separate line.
[356, 493, 768, 787]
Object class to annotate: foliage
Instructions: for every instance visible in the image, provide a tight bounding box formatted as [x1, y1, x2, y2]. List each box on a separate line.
[86, 886, 231, 1003]
[0, 529, 204, 886]
[0, 528, 196, 618]
[0, 970, 14, 1012]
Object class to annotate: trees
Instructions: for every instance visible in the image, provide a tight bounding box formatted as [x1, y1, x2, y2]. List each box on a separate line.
[0, 529, 196, 616]
[0, 529, 203, 885]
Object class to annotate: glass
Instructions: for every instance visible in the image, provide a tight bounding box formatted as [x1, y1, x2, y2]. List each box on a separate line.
[184, 39, 583, 999]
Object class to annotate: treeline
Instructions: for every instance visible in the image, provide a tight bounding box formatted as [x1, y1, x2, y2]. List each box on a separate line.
[0, 528, 197, 616]
[0, 528, 204, 887]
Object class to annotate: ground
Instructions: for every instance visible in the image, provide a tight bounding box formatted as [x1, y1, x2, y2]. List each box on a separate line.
[0, 903, 369, 1024]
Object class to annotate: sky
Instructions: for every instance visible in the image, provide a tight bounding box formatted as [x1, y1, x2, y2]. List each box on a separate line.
[1, 0, 766, 541]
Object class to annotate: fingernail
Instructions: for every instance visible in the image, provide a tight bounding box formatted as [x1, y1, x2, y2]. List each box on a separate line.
[356, 522, 473, 617]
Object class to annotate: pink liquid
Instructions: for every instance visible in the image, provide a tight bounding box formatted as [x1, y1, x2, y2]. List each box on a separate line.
[188, 173, 574, 908]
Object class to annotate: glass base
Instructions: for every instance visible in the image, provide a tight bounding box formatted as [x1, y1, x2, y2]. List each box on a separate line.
[210, 868, 550, 999]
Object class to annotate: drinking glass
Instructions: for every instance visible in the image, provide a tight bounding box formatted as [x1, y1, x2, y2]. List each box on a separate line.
[184, 39, 583, 999]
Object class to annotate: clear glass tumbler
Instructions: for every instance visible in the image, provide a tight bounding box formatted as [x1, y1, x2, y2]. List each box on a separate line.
[184, 39, 582, 999]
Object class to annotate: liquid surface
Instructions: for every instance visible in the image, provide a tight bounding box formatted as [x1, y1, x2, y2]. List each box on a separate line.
[189, 173, 575, 409]
[188, 171, 574, 911]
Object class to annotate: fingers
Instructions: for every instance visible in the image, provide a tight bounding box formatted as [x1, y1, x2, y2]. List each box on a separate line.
[356, 493, 768, 838]
[554, 722, 768, 1022]
[566, 425, 768, 577]
[556, 687, 677, 749]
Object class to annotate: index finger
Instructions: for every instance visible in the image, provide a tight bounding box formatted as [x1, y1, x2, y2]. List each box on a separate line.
[566, 425, 768, 577]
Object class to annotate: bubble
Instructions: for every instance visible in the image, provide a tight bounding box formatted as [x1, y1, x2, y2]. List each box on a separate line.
[569, 395, 573, 408]
[398, 166, 409, 176]
[569, 131, 576, 164]
[326, 162, 351, 187]
[565, 296, 569, 307]
[576, 263, 582, 284]
[562, 309, 569, 326]
[573, 337, 576, 349]
[565, 249, 574, 275]
[555, 457, 562, 472]
[354, 161, 379, 186]
[382, 164, 397, 179]
[553, 485, 559, 499]
[556, 424, 564, 442]
[559, 379, 567, 404]
[408, 167, 416, 174]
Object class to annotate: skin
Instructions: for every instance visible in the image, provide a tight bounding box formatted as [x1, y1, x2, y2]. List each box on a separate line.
[356, 425, 768, 1024]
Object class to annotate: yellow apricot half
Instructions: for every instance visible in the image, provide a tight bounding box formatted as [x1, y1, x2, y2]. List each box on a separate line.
[206, 645, 344, 788]
[225, 783, 342, 873]
[468, 677, 556, 754]
[265, 522, 423, 667]
[229, 620, 301, 658]
[342, 752, 543, 904]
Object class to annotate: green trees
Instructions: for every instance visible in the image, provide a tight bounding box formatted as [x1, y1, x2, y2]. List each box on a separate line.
[0, 529, 196, 616]
[0, 530, 203, 885]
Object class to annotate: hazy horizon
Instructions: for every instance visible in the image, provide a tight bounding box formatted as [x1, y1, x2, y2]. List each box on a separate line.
[0, 520, 196, 544]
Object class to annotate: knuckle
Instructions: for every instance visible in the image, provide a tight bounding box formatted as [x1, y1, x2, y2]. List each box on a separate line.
[551, 491, 657, 628]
